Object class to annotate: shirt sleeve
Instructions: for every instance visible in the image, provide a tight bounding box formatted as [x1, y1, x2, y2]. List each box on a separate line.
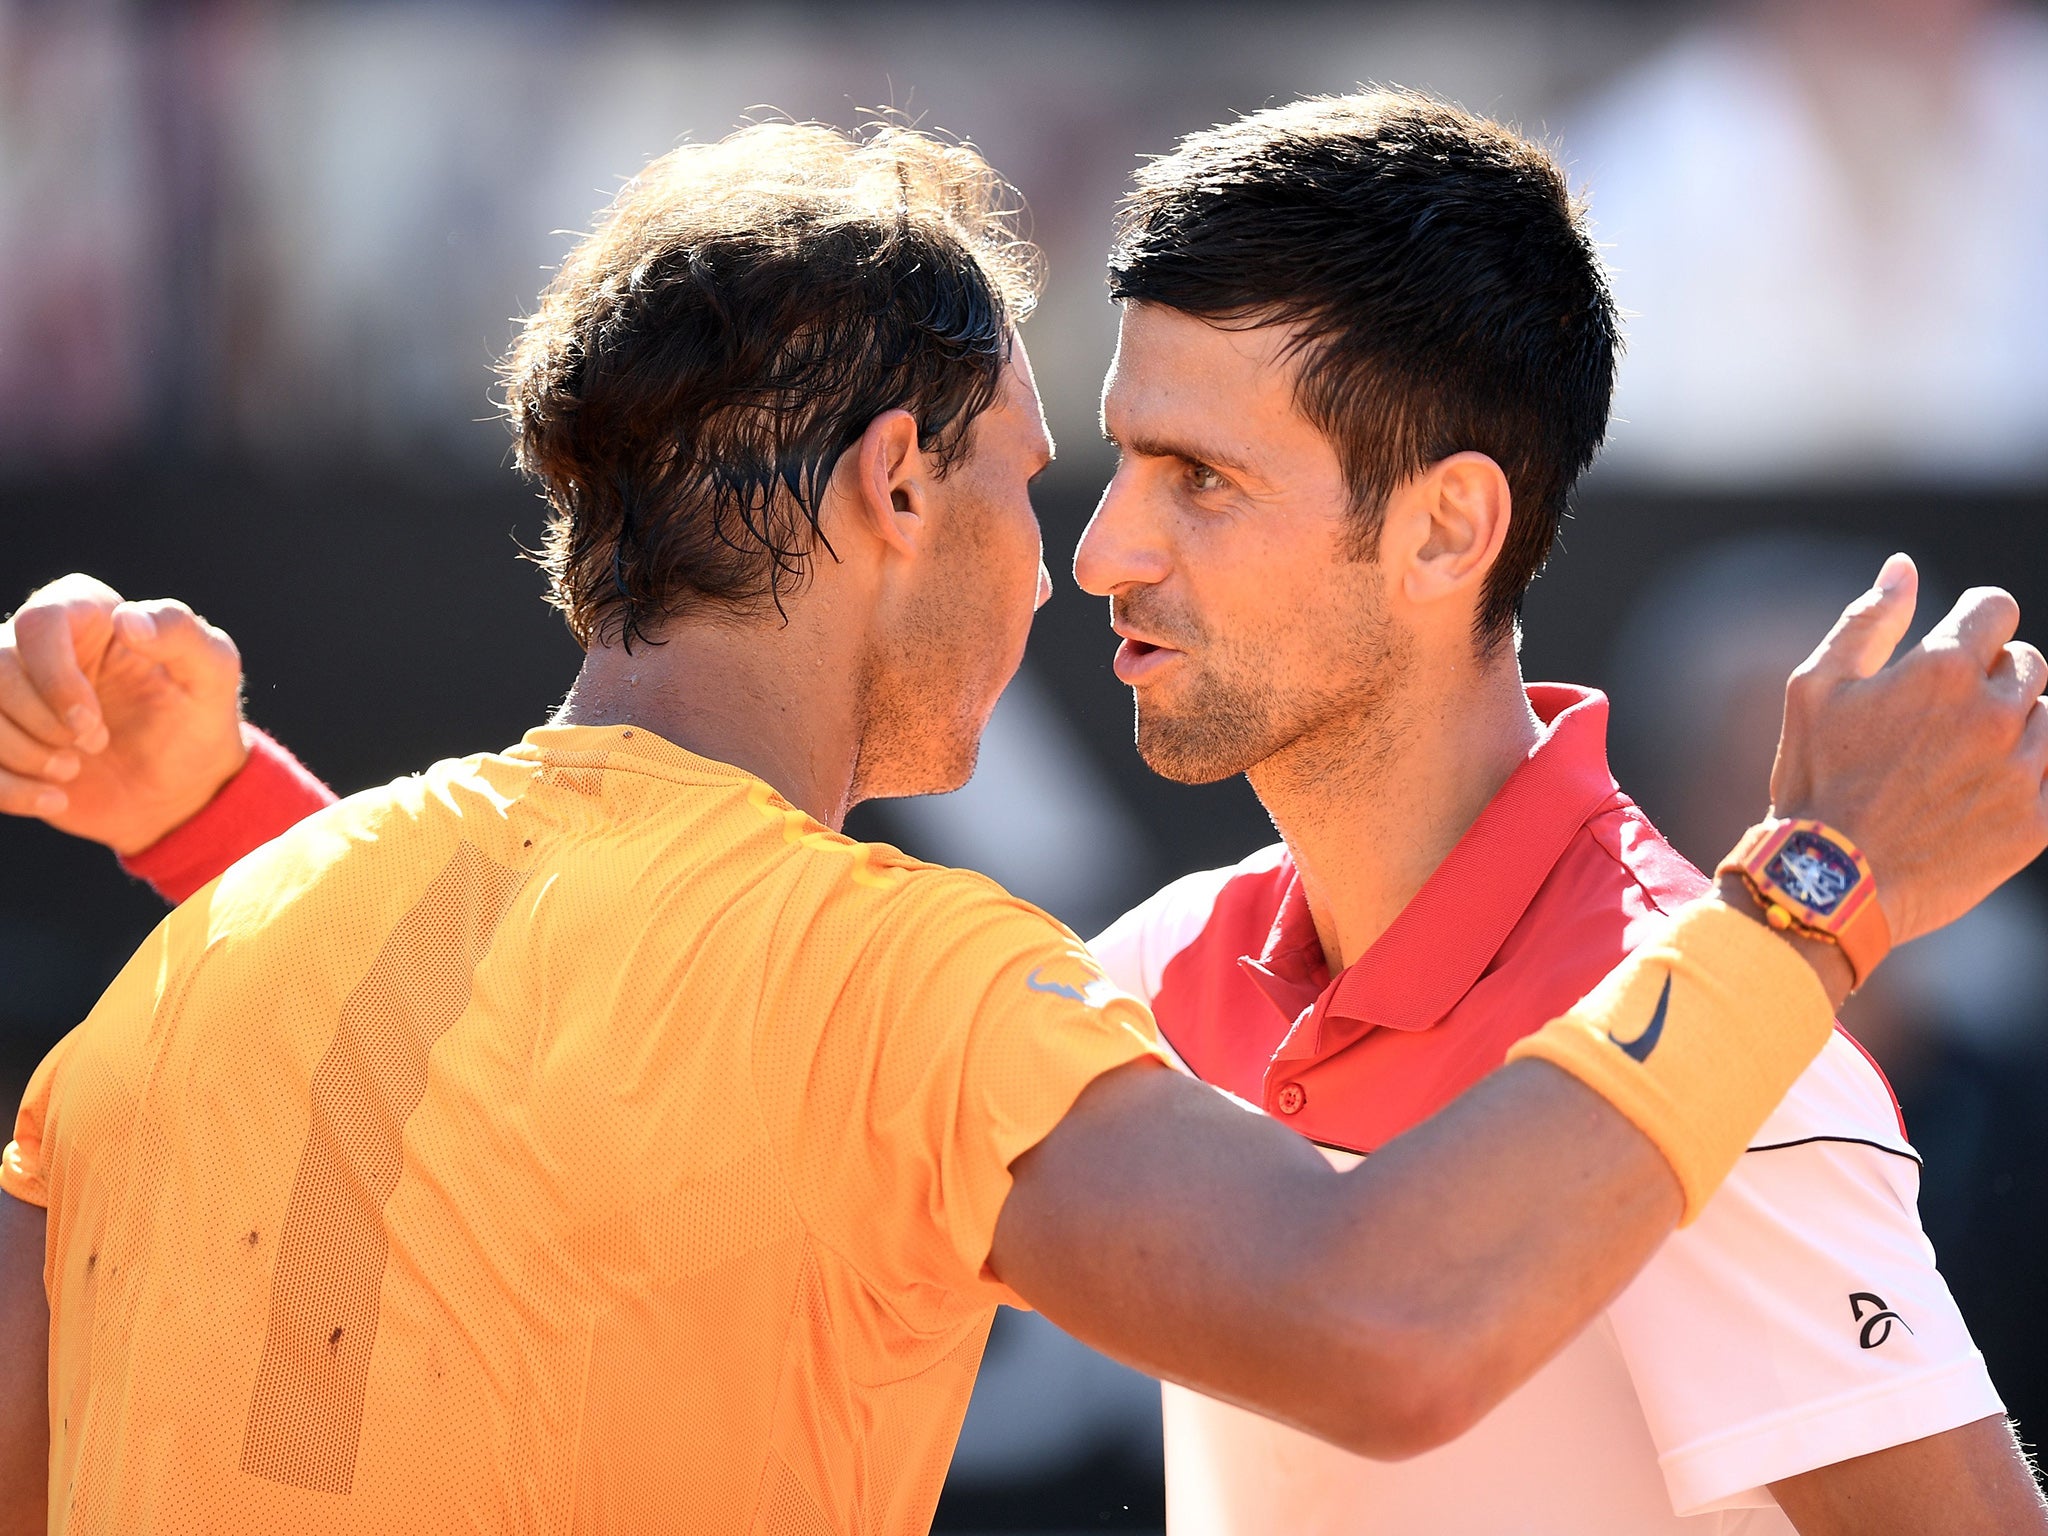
[756, 871, 1170, 1323]
[0, 894, 198, 1208]
[120, 724, 337, 904]
[0, 1028, 81, 1208]
[1606, 1037, 2003, 1516]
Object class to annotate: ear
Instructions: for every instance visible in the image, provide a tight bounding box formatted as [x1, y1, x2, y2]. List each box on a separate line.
[1381, 451, 1512, 610]
[838, 409, 930, 560]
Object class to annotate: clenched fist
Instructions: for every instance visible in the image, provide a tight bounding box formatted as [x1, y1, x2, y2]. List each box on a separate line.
[1769, 553, 2048, 952]
[0, 574, 248, 855]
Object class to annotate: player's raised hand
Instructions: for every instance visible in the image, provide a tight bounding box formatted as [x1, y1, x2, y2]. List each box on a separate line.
[0, 574, 248, 854]
[1770, 553, 2048, 948]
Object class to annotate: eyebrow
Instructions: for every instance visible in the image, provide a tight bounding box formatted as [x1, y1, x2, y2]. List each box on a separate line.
[1102, 428, 1254, 476]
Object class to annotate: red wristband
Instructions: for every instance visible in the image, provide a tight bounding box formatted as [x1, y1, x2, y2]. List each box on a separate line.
[119, 724, 339, 904]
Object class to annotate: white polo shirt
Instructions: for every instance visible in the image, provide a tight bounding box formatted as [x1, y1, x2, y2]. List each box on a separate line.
[1089, 687, 2003, 1533]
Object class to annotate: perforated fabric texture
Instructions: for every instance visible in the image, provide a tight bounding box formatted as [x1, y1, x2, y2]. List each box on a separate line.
[5, 724, 1164, 1534]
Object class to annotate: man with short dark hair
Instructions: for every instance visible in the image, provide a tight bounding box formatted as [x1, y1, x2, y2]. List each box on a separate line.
[1077, 91, 2048, 1532]
[0, 109, 2045, 1535]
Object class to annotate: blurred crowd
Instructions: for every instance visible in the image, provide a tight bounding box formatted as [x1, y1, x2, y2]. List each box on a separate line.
[5, 0, 2045, 480]
[4, 0, 2046, 1527]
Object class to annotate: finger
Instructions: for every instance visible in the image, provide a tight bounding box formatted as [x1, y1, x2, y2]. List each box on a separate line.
[13, 603, 107, 750]
[1799, 553, 1918, 683]
[1926, 586, 2022, 672]
[113, 600, 242, 698]
[0, 764, 67, 820]
[0, 710, 79, 783]
[1990, 641, 2048, 707]
[3, 572, 125, 622]
[0, 650, 74, 750]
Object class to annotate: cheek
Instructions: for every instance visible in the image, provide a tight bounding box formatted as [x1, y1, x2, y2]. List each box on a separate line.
[1181, 528, 1292, 645]
[923, 496, 1037, 689]
[1197, 538, 1364, 682]
[985, 500, 1043, 629]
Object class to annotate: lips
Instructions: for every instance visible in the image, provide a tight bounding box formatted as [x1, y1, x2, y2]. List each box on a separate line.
[1113, 635, 1184, 685]
[1110, 600, 1194, 686]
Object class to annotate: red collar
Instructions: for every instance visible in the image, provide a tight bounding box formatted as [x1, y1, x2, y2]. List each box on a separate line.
[1245, 685, 1624, 1065]
[1236, 870, 1327, 1022]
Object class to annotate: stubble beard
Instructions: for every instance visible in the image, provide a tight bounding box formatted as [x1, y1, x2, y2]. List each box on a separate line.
[1130, 584, 1412, 793]
[1134, 666, 1284, 785]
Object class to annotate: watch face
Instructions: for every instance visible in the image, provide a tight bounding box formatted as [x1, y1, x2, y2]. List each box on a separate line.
[1766, 830, 1861, 916]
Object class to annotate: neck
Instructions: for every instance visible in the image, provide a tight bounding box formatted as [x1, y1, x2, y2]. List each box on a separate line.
[553, 605, 868, 831]
[1249, 645, 1540, 973]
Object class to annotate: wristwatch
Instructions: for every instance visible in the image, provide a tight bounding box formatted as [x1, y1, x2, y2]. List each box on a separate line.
[1718, 818, 1893, 991]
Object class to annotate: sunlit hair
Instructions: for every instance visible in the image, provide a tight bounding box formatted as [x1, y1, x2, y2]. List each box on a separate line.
[1109, 88, 1617, 651]
[502, 119, 1043, 648]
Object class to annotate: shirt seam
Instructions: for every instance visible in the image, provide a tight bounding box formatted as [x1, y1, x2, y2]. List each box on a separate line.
[1581, 804, 1698, 921]
[1745, 1133, 1921, 1165]
[743, 877, 1012, 1355]
[508, 743, 826, 805]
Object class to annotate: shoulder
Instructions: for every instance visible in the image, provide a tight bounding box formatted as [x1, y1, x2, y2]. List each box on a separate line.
[867, 857, 1090, 953]
[1606, 1031, 1977, 1511]
[1620, 1033, 1924, 1335]
[203, 760, 476, 932]
[1087, 843, 1290, 1003]
[1482, 799, 1711, 1023]
[1581, 799, 1713, 914]
[1519, 802, 1909, 1158]
[777, 853, 1125, 1031]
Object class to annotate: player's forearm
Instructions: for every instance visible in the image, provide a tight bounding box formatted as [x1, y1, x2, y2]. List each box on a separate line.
[1000, 898, 1846, 1459]
[996, 1053, 1677, 1460]
[1295, 1057, 1680, 1453]
[1717, 871, 1854, 1008]
[1769, 1414, 2048, 1534]
[1296, 900, 1851, 1452]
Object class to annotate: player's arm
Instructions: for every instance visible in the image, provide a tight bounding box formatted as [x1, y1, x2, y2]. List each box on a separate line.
[0, 1192, 47, 1535]
[996, 1049, 1684, 1457]
[1769, 1415, 2048, 1534]
[992, 567, 2048, 1459]
[1, 574, 333, 900]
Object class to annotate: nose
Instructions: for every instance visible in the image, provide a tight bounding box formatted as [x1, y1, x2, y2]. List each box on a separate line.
[1072, 463, 1170, 598]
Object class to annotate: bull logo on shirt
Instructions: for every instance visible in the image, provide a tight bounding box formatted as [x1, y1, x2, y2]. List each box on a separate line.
[1850, 1291, 1913, 1349]
[1025, 956, 1123, 1010]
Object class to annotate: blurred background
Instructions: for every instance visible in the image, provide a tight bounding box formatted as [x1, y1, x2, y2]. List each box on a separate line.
[4, 0, 2046, 1527]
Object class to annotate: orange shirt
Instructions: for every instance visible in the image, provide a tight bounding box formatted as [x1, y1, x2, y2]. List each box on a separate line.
[3, 725, 1163, 1534]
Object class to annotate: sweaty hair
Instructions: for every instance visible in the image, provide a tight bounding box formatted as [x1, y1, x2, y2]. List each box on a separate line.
[502, 121, 1042, 648]
[1108, 88, 1617, 649]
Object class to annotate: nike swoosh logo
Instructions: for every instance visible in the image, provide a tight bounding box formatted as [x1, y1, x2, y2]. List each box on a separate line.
[1025, 967, 1088, 1004]
[1608, 974, 1671, 1063]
